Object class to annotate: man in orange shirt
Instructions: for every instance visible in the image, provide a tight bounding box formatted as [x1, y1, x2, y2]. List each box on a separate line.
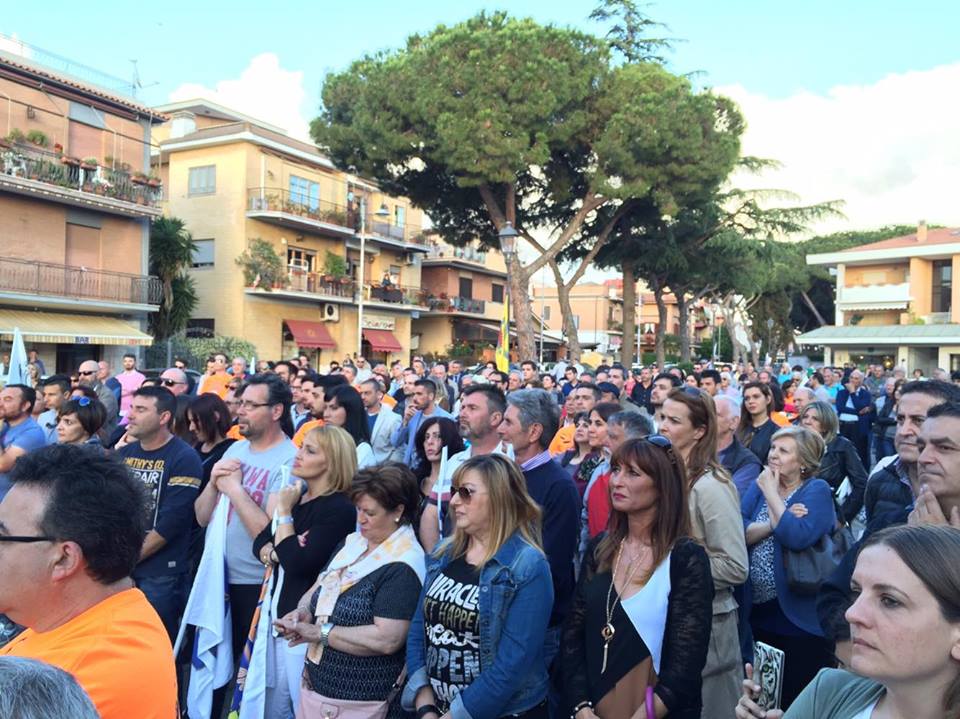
[199, 352, 232, 398]
[0, 444, 177, 719]
[549, 383, 601, 455]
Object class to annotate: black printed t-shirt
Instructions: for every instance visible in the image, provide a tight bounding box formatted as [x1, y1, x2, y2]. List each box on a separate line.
[423, 555, 482, 712]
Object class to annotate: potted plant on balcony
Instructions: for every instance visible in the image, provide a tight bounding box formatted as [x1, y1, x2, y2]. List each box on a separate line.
[53, 142, 63, 155]
[80, 157, 99, 170]
[322, 250, 348, 285]
[236, 238, 285, 292]
[5, 128, 25, 146]
[132, 171, 149, 184]
[26, 130, 49, 148]
[147, 174, 161, 188]
[61, 155, 81, 167]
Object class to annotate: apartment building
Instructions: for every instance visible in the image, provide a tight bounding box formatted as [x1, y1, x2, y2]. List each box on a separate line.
[0, 49, 164, 373]
[153, 99, 429, 365]
[798, 223, 960, 372]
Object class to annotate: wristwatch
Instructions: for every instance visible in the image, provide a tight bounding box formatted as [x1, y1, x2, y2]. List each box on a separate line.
[320, 622, 334, 648]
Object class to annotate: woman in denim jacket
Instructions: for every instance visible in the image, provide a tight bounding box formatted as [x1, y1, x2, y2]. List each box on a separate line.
[403, 454, 553, 719]
[741, 426, 837, 709]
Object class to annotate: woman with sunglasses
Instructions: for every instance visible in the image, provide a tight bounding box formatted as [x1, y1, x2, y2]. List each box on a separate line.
[56, 397, 107, 448]
[322, 384, 375, 469]
[741, 426, 836, 708]
[736, 382, 780, 463]
[404, 454, 553, 719]
[659, 387, 749, 714]
[563, 436, 714, 719]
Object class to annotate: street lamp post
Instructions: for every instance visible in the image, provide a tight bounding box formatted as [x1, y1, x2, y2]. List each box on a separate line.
[498, 221, 519, 361]
[355, 196, 390, 359]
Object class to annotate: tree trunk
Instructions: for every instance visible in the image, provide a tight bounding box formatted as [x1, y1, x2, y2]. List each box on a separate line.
[800, 289, 828, 327]
[507, 258, 537, 362]
[549, 260, 583, 362]
[620, 258, 637, 367]
[677, 292, 691, 363]
[653, 281, 668, 368]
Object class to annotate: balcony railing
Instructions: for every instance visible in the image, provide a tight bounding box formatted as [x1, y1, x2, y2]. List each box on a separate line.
[836, 282, 911, 309]
[427, 295, 486, 314]
[363, 283, 426, 306]
[426, 245, 487, 263]
[247, 188, 356, 234]
[0, 255, 161, 306]
[367, 212, 427, 247]
[248, 267, 356, 298]
[0, 140, 162, 207]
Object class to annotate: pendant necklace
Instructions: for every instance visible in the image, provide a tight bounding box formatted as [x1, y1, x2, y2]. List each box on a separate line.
[601, 539, 645, 674]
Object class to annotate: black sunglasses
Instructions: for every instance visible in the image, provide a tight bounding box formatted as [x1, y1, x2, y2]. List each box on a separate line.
[646, 434, 681, 471]
[160, 378, 183, 387]
[77, 370, 96, 376]
[0, 535, 56, 543]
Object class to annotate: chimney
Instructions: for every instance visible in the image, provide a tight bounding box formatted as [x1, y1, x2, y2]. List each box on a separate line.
[917, 220, 928, 243]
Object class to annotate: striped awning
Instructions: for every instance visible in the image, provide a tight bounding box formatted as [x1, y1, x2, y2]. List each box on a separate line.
[0, 309, 153, 346]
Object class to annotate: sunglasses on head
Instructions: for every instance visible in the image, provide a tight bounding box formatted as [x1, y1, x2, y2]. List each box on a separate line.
[76, 396, 91, 407]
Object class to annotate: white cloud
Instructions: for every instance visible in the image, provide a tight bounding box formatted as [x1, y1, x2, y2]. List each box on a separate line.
[716, 63, 960, 235]
[169, 53, 311, 140]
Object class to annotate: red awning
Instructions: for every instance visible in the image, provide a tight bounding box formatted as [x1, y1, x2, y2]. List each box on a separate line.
[285, 319, 336, 349]
[363, 329, 403, 353]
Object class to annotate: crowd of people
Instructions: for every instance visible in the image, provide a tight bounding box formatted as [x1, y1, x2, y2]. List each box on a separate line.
[2, 349, 960, 719]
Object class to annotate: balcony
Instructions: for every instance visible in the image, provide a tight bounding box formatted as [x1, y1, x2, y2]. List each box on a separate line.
[0, 140, 162, 218]
[362, 283, 427, 308]
[0, 255, 161, 312]
[365, 213, 428, 250]
[836, 282, 911, 311]
[426, 295, 486, 316]
[425, 245, 487, 263]
[244, 268, 357, 305]
[247, 188, 357, 239]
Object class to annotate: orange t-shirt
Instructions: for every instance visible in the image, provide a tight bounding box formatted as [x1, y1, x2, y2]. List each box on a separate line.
[293, 418, 324, 447]
[549, 423, 575, 456]
[227, 423, 243, 441]
[199, 372, 232, 398]
[381, 394, 397, 409]
[0, 587, 177, 719]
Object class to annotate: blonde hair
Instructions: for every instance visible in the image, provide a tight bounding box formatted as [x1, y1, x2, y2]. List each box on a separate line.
[302, 425, 356, 494]
[771, 426, 825, 479]
[440, 454, 542, 566]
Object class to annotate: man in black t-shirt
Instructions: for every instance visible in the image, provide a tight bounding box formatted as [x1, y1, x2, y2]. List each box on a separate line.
[118, 386, 202, 641]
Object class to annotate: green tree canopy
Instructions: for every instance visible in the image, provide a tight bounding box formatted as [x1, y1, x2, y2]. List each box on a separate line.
[149, 217, 197, 342]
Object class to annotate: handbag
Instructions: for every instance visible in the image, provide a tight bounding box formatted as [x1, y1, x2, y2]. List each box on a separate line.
[782, 522, 854, 596]
[296, 666, 406, 719]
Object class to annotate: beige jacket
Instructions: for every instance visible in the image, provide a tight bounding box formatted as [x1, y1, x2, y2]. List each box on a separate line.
[688, 468, 749, 615]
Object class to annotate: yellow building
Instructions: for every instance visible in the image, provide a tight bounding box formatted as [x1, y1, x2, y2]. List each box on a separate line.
[153, 99, 429, 365]
[799, 222, 960, 372]
[0, 49, 163, 373]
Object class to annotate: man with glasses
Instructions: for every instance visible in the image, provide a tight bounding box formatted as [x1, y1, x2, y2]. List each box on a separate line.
[115, 354, 145, 418]
[117, 387, 201, 641]
[0, 385, 46, 501]
[193, 374, 296, 710]
[76, 360, 118, 439]
[157, 367, 190, 397]
[0, 445, 178, 718]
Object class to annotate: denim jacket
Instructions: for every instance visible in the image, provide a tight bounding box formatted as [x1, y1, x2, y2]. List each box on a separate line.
[402, 532, 554, 719]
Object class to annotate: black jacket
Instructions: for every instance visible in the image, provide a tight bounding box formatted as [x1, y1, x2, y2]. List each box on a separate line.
[819, 435, 868, 522]
[630, 381, 654, 414]
[863, 457, 913, 524]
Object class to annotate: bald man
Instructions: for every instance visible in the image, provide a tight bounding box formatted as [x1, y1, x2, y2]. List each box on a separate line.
[158, 368, 190, 397]
[77, 360, 118, 437]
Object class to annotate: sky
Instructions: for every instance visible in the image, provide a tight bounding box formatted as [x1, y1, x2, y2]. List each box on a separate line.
[2, 0, 958, 246]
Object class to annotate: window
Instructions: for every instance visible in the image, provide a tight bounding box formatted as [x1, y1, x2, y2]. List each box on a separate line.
[932, 260, 953, 313]
[395, 205, 406, 228]
[191, 239, 215, 268]
[491, 283, 504, 303]
[289, 175, 320, 211]
[573, 315, 580, 329]
[287, 248, 316, 273]
[188, 165, 216, 196]
[459, 277, 473, 299]
[543, 306, 551, 320]
[186, 319, 215, 338]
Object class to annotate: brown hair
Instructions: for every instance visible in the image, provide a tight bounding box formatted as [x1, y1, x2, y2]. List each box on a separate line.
[736, 381, 773, 440]
[441, 454, 543, 566]
[595, 438, 691, 577]
[664, 387, 731, 488]
[188, 393, 232, 442]
[350, 462, 420, 525]
[861, 525, 960, 718]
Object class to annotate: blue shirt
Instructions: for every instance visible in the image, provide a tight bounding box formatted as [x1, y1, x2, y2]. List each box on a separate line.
[0, 417, 47, 499]
[366, 411, 378, 438]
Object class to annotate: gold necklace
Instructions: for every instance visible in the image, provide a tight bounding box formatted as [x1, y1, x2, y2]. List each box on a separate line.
[601, 539, 646, 674]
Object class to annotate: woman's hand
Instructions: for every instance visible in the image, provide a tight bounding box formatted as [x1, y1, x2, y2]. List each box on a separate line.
[757, 466, 780, 496]
[575, 709, 601, 719]
[787, 502, 808, 518]
[735, 663, 784, 719]
[275, 613, 321, 647]
[276, 478, 303, 515]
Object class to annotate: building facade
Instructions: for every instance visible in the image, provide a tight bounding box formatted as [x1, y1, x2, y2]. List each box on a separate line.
[798, 223, 960, 372]
[0, 50, 163, 374]
[154, 100, 429, 366]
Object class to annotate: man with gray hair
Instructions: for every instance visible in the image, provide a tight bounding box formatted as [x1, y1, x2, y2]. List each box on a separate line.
[792, 385, 816, 418]
[497, 388, 579, 679]
[715, 394, 762, 496]
[0, 657, 99, 719]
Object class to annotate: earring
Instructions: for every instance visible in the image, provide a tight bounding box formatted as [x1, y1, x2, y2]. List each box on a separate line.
[394, 516, 400, 523]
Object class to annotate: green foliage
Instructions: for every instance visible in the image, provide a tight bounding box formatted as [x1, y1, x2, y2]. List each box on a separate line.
[25, 129, 48, 147]
[322, 250, 348, 278]
[236, 238, 286, 289]
[589, 0, 672, 64]
[149, 217, 198, 341]
[146, 333, 257, 371]
[6, 128, 25, 143]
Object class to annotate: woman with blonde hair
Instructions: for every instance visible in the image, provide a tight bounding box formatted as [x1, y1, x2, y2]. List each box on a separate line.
[254, 425, 358, 716]
[563, 436, 714, 719]
[405, 454, 554, 719]
[659, 387, 749, 716]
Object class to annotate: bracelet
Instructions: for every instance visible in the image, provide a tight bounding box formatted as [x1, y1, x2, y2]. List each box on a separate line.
[645, 686, 655, 718]
[277, 515, 294, 525]
[571, 700, 593, 718]
[319, 622, 334, 648]
[416, 705, 440, 719]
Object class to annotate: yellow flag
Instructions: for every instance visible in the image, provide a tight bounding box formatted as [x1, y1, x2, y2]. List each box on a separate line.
[495, 291, 510, 372]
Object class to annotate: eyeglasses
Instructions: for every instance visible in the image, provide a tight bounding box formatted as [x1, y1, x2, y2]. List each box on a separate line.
[160, 378, 184, 387]
[77, 370, 96, 377]
[451, 485, 476, 502]
[238, 400, 272, 411]
[0, 535, 56, 543]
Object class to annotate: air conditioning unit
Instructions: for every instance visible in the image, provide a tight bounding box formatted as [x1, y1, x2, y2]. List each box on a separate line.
[321, 303, 340, 322]
[403, 252, 420, 266]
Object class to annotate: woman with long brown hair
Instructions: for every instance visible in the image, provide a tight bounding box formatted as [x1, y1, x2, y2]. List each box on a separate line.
[659, 387, 749, 716]
[563, 437, 714, 719]
[736, 382, 780, 462]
